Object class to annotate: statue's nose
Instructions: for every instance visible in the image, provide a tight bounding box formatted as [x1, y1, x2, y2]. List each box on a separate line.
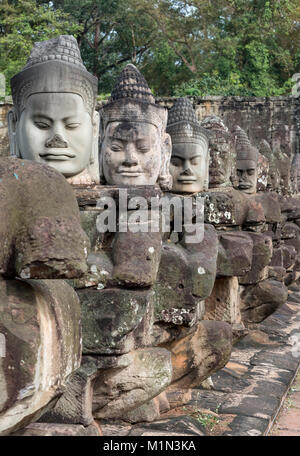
[45, 134, 68, 148]
[181, 167, 193, 176]
[123, 144, 138, 167]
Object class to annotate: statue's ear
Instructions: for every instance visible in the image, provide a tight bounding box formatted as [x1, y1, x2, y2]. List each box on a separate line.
[7, 108, 21, 157]
[90, 110, 100, 165]
[158, 132, 173, 191]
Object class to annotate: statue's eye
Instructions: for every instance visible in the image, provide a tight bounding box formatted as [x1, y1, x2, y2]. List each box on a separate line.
[247, 169, 255, 176]
[66, 123, 80, 129]
[111, 144, 123, 151]
[35, 121, 50, 129]
[138, 146, 150, 152]
[171, 158, 181, 167]
[191, 158, 200, 165]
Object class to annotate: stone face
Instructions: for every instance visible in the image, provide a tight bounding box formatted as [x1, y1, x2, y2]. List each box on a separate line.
[165, 320, 232, 388]
[200, 115, 235, 189]
[100, 64, 172, 190]
[0, 278, 81, 435]
[92, 348, 172, 419]
[167, 98, 210, 193]
[234, 126, 259, 195]
[240, 279, 288, 324]
[239, 233, 273, 285]
[79, 287, 153, 354]
[0, 158, 89, 279]
[217, 232, 253, 277]
[9, 35, 100, 185]
[257, 152, 269, 192]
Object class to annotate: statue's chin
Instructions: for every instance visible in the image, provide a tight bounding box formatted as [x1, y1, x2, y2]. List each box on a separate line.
[104, 173, 158, 187]
[41, 159, 87, 178]
[172, 182, 203, 194]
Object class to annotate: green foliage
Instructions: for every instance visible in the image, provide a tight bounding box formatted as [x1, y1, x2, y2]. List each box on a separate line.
[1, 0, 299, 97]
[0, 0, 81, 95]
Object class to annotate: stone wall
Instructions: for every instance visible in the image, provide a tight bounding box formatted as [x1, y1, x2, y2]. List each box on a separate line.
[1, 95, 299, 158]
[156, 96, 299, 158]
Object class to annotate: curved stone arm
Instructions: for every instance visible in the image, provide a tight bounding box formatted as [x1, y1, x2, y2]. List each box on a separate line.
[0, 158, 90, 279]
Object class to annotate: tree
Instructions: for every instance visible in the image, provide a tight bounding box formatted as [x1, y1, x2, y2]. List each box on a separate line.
[0, 0, 80, 95]
[130, 0, 300, 96]
[41, 0, 158, 93]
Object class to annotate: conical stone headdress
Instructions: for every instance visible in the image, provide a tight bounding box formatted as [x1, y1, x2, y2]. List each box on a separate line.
[234, 126, 258, 164]
[167, 98, 209, 147]
[11, 35, 98, 117]
[101, 64, 167, 130]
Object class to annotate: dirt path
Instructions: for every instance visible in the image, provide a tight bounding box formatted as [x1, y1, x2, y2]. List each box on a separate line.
[269, 371, 300, 436]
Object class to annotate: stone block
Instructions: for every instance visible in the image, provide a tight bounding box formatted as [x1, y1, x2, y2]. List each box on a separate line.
[92, 348, 172, 419]
[240, 279, 288, 324]
[165, 320, 233, 388]
[204, 276, 242, 325]
[79, 287, 154, 354]
[217, 232, 253, 277]
[0, 278, 81, 435]
[239, 232, 273, 284]
[111, 228, 162, 287]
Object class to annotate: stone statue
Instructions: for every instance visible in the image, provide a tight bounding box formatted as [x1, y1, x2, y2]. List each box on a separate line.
[8, 35, 100, 185]
[257, 151, 269, 192]
[100, 64, 172, 189]
[234, 126, 258, 195]
[259, 139, 280, 192]
[275, 148, 291, 195]
[167, 98, 209, 193]
[0, 157, 90, 435]
[200, 115, 236, 189]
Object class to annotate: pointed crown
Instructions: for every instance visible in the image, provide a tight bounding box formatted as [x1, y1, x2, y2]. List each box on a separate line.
[11, 35, 98, 117]
[101, 64, 167, 130]
[166, 98, 209, 146]
[234, 126, 258, 163]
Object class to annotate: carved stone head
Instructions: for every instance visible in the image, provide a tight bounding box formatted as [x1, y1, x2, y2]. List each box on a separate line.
[200, 115, 235, 189]
[234, 126, 258, 195]
[100, 64, 172, 189]
[257, 152, 269, 192]
[275, 148, 291, 195]
[167, 98, 209, 193]
[259, 139, 280, 192]
[8, 35, 100, 184]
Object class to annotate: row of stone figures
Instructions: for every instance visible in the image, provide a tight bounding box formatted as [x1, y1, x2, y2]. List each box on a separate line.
[0, 35, 300, 435]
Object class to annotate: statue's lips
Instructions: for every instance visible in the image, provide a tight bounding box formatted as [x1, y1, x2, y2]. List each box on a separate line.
[177, 178, 197, 183]
[40, 150, 76, 160]
[239, 183, 252, 189]
[210, 171, 224, 177]
[117, 170, 143, 177]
